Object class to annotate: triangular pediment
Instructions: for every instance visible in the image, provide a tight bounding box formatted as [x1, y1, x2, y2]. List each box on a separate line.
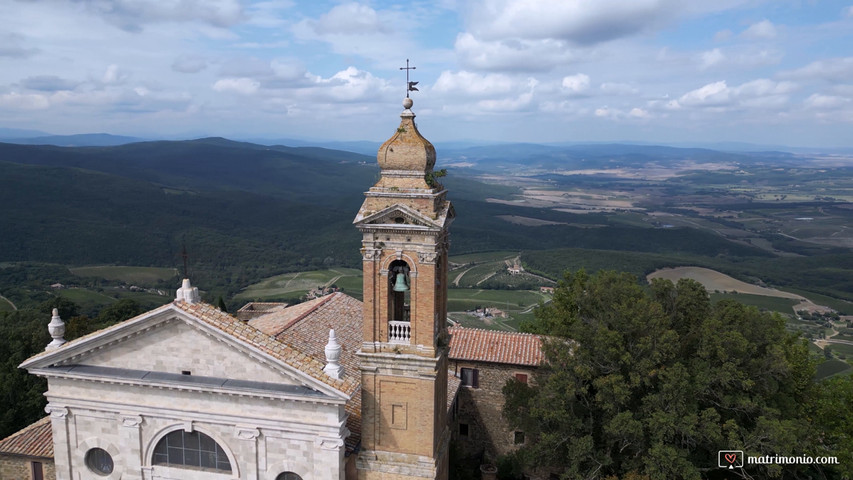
[20, 302, 350, 400]
[355, 204, 440, 230]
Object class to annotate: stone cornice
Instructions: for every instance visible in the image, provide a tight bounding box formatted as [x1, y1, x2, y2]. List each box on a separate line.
[31, 366, 344, 406]
[20, 303, 352, 401]
[44, 396, 349, 437]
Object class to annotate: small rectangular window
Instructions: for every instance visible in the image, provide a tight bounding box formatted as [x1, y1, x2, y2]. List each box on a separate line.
[515, 373, 528, 383]
[459, 423, 469, 437]
[461, 368, 479, 388]
[514, 431, 525, 445]
[31, 462, 44, 480]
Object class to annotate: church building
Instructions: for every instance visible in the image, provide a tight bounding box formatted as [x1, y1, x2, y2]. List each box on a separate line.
[6, 96, 544, 480]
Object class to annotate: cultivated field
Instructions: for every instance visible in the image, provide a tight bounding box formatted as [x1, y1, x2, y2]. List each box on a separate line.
[647, 266, 804, 299]
[236, 258, 551, 333]
[234, 268, 362, 301]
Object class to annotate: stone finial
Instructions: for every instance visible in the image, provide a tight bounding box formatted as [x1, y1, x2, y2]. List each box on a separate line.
[323, 329, 344, 380]
[46, 308, 66, 351]
[176, 278, 200, 304]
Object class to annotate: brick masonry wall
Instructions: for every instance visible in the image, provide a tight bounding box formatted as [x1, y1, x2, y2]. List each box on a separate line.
[0, 456, 55, 480]
[451, 361, 536, 461]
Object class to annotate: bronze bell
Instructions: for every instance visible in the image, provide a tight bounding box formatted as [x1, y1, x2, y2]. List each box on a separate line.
[392, 272, 409, 292]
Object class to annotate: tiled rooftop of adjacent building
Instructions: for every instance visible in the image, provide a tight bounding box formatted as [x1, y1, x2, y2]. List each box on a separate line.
[0, 416, 53, 459]
[447, 326, 545, 367]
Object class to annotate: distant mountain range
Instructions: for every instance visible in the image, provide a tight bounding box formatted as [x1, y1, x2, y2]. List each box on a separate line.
[0, 136, 776, 270]
[3, 127, 852, 155]
[1, 133, 146, 147]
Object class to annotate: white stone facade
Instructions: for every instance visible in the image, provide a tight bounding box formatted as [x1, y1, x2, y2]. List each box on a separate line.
[23, 304, 352, 480]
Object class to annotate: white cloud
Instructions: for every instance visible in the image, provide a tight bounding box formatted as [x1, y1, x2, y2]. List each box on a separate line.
[172, 55, 208, 74]
[75, 0, 245, 32]
[477, 78, 538, 112]
[714, 29, 733, 42]
[561, 74, 590, 95]
[593, 105, 649, 120]
[455, 33, 576, 72]
[678, 81, 730, 107]
[695, 47, 782, 71]
[309, 3, 390, 35]
[102, 65, 129, 85]
[244, 0, 294, 28]
[433, 71, 520, 96]
[844, 6, 853, 18]
[600, 82, 639, 95]
[804, 93, 851, 110]
[309, 67, 391, 103]
[741, 19, 777, 39]
[674, 79, 797, 110]
[0, 92, 50, 110]
[781, 57, 853, 82]
[212, 78, 260, 95]
[701, 48, 726, 69]
[467, 0, 679, 44]
[291, 4, 413, 65]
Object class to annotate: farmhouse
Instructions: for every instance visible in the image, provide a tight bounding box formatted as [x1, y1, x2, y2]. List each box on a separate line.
[7, 98, 545, 480]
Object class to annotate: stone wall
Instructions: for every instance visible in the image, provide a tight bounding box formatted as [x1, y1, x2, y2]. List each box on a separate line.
[78, 319, 297, 385]
[450, 360, 536, 462]
[45, 368, 348, 480]
[0, 455, 55, 480]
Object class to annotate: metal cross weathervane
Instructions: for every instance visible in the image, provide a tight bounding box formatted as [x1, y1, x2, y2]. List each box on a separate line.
[400, 59, 418, 98]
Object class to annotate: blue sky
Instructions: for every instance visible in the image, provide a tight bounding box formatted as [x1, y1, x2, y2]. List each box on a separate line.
[1, 0, 852, 147]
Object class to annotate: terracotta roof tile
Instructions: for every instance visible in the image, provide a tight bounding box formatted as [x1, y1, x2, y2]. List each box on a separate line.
[247, 293, 364, 451]
[447, 326, 544, 366]
[447, 372, 461, 414]
[249, 295, 337, 338]
[0, 416, 53, 459]
[172, 301, 361, 397]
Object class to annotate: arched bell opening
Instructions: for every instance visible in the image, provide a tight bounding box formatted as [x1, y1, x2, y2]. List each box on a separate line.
[388, 259, 412, 344]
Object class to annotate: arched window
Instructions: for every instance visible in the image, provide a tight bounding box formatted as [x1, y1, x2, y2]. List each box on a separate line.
[275, 473, 303, 480]
[152, 430, 231, 473]
[389, 259, 411, 322]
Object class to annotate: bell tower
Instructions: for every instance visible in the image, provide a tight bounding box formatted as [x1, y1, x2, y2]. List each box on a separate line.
[354, 96, 453, 480]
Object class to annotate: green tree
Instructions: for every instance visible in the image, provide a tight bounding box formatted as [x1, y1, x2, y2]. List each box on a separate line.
[812, 375, 853, 479]
[38, 296, 80, 320]
[97, 298, 143, 327]
[505, 270, 823, 480]
[0, 310, 50, 439]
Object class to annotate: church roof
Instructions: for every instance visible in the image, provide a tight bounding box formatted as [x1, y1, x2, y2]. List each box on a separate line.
[0, 416, 53, 459]
[173, 301, 361, 397]
[447, 326, 544, 367]
[23, 299, 360, 399]
[250, 293, 363, 380]
[248, 292, 364, 451]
